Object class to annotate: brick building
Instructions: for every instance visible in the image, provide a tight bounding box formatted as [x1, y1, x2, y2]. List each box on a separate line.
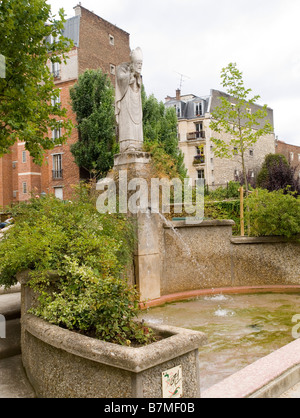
[165, 89, 276, 188]
[0, 4, 130, 207]
[276, 139, 300, 181]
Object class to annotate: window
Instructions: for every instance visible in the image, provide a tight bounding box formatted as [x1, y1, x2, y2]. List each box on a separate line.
[52, 124, 62, 142]
[248, 169, 255, 178]
[51, 62, 60, 78]
[298, 154, 300, 162]
[22, 182, 27, 194]
[51, 91, 61, 107]
[54, 187, 63, 200]
[197, 169, 205, 179]
[290, 152, 294, 161]
[109, 35, 114, 45]
[196, 145, 204, 156]
[249, 149, 254, 157]
[52, 154, 63, 179]
[234, 169, 240, 181]
[174, 104, 181, 118]
[195, 102, 203, 116]
[110, 64, 116, 75]
[13, 191, 18, 198]
[22, 150, 26, 163]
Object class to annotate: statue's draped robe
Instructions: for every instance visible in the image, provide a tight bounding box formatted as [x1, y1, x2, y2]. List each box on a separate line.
[115, 63, 143, 143]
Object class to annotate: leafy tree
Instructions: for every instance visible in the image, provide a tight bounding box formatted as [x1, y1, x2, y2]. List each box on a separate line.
[0, 0, 73, 164]
[257, 153, 300, 194]
[70, 69, 117, 180]
[210, 63, 273, 196]
[142, 89, 187, 179]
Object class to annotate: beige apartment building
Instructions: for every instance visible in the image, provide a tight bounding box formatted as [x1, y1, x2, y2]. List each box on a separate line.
[165, 89, 276, 188]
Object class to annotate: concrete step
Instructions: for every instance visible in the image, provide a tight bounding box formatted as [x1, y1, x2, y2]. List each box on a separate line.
[0, 355, 36, 398]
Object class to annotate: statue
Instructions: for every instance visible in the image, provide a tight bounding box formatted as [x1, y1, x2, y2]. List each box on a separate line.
[115, 47, 144, 152]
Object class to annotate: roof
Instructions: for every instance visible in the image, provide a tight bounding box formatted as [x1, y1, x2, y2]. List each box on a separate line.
[62, 16, 80, 47]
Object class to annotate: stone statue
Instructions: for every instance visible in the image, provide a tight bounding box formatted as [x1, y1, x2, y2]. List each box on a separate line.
[115, 47, 144, 152]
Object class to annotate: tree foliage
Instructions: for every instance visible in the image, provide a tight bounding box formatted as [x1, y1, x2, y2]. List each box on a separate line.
[142, 89, 187, 179]
[257, 153, 300, 194]
[210, 63, 273, 195]
[0, 0, 73, 164]
[70, 69, 117, 179]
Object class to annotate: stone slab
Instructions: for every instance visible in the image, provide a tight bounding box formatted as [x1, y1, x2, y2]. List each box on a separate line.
[0, 355, 35, 398]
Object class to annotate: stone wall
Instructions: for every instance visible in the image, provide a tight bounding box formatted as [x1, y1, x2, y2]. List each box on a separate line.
[161, 220, 300, 296]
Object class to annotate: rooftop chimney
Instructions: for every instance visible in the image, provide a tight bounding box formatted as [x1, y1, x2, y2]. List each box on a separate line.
[176, 89, 181, 101]
[74, 3, 82, 16]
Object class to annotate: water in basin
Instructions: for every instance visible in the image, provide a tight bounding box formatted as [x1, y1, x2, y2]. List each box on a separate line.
[139, 292, 300, 391]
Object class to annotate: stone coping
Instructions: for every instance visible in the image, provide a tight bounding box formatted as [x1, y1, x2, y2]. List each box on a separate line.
[201, 338, 300, 398]
[140, 285, 300, 309]
[22, 314, 206, 373]
[163, 219, 235, 229]
[231, 236, 300, 245]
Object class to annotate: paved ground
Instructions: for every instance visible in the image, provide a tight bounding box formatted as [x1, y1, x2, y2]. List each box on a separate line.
[0, 355, 35, 398]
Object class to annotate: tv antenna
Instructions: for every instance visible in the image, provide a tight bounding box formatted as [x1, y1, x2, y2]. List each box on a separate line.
[174, 71, 191, 90]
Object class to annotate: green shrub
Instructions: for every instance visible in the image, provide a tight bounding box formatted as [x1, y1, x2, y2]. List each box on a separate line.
[0, 193, 155, 346]
[246, 189, 300, 238]
[207, 181, 241, 200]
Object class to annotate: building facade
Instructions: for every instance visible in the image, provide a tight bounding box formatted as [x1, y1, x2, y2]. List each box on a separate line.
[276, 139, 300, 181]
[165, 89, 276, 188]
[0, 4, 130, 207]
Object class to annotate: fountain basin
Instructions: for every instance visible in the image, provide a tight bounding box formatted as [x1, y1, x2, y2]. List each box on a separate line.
[139, 291, 300, 396]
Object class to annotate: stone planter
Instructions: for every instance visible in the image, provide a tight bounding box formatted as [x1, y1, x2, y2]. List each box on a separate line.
[21, 314, 206, 398]
[17, 272, 206, 398]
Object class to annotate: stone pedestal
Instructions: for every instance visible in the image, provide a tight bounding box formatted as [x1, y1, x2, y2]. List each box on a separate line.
[113, 151, 162, 302]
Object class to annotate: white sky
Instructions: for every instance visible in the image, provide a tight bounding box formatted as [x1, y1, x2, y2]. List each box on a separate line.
[47, 0, 300, 146]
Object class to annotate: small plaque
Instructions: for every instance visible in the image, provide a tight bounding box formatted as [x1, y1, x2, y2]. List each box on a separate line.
[162, 365, 183, 398]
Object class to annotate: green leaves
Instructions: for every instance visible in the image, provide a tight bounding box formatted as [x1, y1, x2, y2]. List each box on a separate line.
[246, 189, 300, 238]
[70, 69, 116, 179]
[0, 191, 155, 345]
[0, 0, 73, 163]
[142, 89, 187, 180]
[210, 62, 273, 193]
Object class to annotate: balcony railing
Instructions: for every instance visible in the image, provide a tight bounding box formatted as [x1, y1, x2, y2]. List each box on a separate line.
[187, 131, 206, 140]
[193, 155, 205, 165]
[52, 169, 63, 180]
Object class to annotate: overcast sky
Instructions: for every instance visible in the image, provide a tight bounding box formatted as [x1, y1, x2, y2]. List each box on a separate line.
[47, 0, 300, 146]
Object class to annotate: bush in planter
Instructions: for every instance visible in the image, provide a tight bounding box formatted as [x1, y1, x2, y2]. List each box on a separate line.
[0, 193, 155, 346]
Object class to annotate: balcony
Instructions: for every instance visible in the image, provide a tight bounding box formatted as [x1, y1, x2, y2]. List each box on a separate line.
[52, 169, 63, 180]
[193, 155, 205, 165]
[187, 131, 206, 140]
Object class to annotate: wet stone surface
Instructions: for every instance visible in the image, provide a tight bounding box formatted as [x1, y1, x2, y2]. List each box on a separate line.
[139, 292, 300, 391]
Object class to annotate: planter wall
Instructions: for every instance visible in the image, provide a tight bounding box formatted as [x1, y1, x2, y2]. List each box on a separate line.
[21, 313, 206, 398]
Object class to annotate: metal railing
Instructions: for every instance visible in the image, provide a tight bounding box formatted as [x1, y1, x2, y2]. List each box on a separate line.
[187, 131, 206, 140]
[52, 169, 63, 180]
